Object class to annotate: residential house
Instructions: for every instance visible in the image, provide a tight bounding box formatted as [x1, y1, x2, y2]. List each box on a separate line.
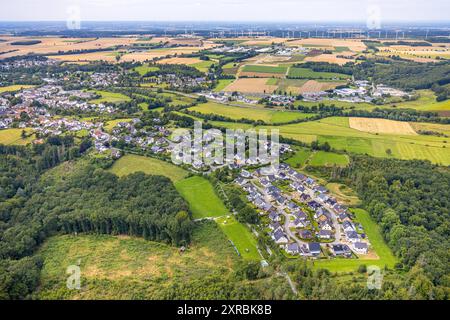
[286, 243, 300, 255]
[308, 242, 321, 256]
[318, 230, 333, 239]
[268, 211, 281, 222]
[269, 222, 282, 232]
[319, 220, 333, 231]
[353, 242, 368, 254]
[331, 244, 352, 257]
[343, 221, 356, 232]
[346, 231, 360, 243]
[272, 229, 289, 244]
[299, 229, 313, 239]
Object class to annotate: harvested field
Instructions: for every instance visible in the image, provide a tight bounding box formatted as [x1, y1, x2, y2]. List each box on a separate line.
[286, 38, 367, 52]
[304, 53, 355, 65]
[349, 117, 418, 135]
[223, 78, 278, 94]
[157, 57, 202, 65]
[0, 36, 138, 59]
[120, 46, 212, 62]
[298, 80, 342, 93]
[47, 51, 118, 63]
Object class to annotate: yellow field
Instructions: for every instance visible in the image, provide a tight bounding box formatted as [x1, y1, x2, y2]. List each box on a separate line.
[48, 51, 118, 63]
[0, 128, 35, 145]
[298, 80, 343, 93]
[304, 53, 355, 65]
[286, 38, 367, 52]
[157, 57, 202, 65]
[223, 78, 278, 94]
[349, 118, 418, 135]
[0, 36, 138, 59]
[377, 45, 450, 62]
[0, 84, 35, 93]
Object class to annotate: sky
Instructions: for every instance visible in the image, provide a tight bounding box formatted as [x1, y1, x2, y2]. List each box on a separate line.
[0, 0, 449, 22]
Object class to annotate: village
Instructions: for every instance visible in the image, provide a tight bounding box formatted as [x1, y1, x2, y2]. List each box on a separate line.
[235, 163, 370, 258]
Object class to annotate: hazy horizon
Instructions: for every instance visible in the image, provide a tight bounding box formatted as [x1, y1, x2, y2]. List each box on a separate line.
[1, 0, 449, 23]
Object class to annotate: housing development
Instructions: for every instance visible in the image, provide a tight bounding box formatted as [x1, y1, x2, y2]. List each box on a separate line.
[0, 1, 449, 305]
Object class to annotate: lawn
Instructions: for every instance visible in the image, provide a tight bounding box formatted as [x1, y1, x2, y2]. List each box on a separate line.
[272, 117, 450, 165]
[189, 102, 314, 124]
[109, 154, 188, 182]
[0, 128, 35, 145]
[287, 67, 350, 80]
[191, 60, 214, 73]
[89, 90, 131, 104]
[213, 79, 235, 92]
[314, 208, 397, 272]
[285, 147, 313, 168]
[216, 215, 261, 261]
[242, 65, 288, 74]
[0, 84, 35, 93]
[308, 151, 349, 167]
[134, 65, 159, 76]
[36, 221, 240, 299]
[175, 176, 229, 219]
[393, 89, 450, 112]
[104, 118, 133, 131]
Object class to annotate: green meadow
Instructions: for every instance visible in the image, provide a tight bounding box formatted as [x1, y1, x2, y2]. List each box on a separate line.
[175, 176, 229, 219]
[288, 67, 350, 80]
[216, 215, 261, 261]
[189, 102, 314, 124]
[89, 90, 131, 104]
[109, 154, 188, 183]
[204, 116, 450, 165]
[134, 65, 160, 76]
[273, 117, 450, 165]
[242, 65, 288, 74]
[213, 79, 235, 92]
[36, 221, 240, 299]
[309, 151, 349, 167]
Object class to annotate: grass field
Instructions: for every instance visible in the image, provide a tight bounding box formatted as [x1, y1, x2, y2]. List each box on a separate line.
[216, 216, 261, 261]
[288, 67, 350, 80]
[285, 147, 313, 168]
[392, 90, 450, 112]
[36, 221, 241, 299]
[134, 65, 159, 76]
[205, 116, 450, 165]
[89, 90, 131, 104]
[242, 65, 288, 74]
[273, 117, 450, 165]
[109, 154, 188, 182]
[308, 151, 350, 167]
[191, 60, 215, 72]
[0, 84, 35, 93]
[174, 176, 229, 219]
[104, 118, 133, 131]
[314, 208, 397, 272]
[213, 79, 235, 92]
[189, 102, 314, 124]
[0, 128, 35, 145]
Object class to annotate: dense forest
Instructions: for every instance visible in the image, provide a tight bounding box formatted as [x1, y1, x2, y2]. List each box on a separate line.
[0, 142, 192, 299]
[324, 156, 450, 298]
